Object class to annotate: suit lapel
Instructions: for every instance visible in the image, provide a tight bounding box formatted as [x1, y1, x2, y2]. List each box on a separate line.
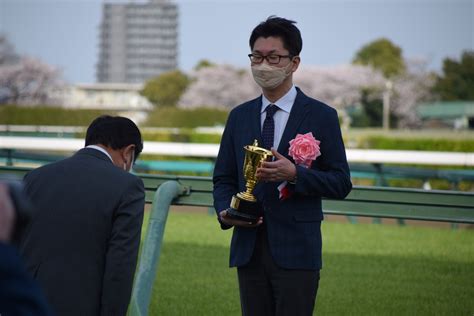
[277, 89, 310, 157]
[247, 96, 265, 198]
[250, 96, 263, 146]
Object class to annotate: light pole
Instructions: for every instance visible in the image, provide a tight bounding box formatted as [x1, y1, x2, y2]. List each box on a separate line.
[382, 80, 393, 130]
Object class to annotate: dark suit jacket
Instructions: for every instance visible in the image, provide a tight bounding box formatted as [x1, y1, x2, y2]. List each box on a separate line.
[213, 87, 352, 270]
[0, 243, 52, 316]
[18, 148, 145, 316]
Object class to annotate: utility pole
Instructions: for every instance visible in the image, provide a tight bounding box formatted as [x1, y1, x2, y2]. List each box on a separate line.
[383, 80, 393, 130]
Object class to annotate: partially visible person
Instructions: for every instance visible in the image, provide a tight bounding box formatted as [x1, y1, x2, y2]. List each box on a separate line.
[17, 115, 145, 316]
[0, 183, 52, 316]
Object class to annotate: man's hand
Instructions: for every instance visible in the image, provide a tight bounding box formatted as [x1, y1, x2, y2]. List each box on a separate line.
[0, 183, 15, 243]
[219, 209, 263, 228]
[257, 149, 296, 182]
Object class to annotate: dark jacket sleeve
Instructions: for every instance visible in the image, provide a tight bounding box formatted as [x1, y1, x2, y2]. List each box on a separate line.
[100, 176, 145, 316]
[213, 110, 238, 230]
[0, 243, 52, 316]
[293, 108, 352, 199]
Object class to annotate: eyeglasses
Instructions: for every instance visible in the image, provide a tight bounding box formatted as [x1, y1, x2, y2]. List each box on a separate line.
[248, 54, 292, 65]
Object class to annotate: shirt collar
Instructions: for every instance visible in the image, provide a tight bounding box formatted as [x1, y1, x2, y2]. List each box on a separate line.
[86, 145, 113, 162]
[261, 85, 297, 114]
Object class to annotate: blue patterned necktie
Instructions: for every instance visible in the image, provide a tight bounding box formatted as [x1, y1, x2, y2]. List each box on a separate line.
[262, 104, 279, 150]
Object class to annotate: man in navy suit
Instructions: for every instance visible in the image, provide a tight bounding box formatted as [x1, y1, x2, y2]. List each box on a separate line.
[213, 16, 352, 315]
[17, 116, 145, 316]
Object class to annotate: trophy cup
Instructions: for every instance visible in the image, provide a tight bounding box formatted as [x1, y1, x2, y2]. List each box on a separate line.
[226, 139, 273, 223]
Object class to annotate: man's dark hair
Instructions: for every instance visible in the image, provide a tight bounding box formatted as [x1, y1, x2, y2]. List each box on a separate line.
[249, 16, 303, 57]
[85, 115, 143, 159]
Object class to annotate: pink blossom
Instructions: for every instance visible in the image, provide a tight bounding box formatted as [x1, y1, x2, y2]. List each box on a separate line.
[288, 132, 321, 167]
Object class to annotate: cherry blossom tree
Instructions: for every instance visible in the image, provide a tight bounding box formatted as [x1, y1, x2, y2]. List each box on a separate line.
[389, 58, 435, 127]
[178, 61, 434, 128]
[179, 63, 386, 111]
[0, 35, 62, 105]
[294, 64, 386, 110]
[178, 64, 260, 109]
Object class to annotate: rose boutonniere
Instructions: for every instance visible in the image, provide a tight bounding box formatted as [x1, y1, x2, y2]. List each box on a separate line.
[278, 132, 321, 200]
[289, 132, 321, 167]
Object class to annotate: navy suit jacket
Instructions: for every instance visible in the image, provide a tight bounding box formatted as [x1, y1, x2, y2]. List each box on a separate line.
[18, 148, 145, 316]
[213, 87, 352, 270]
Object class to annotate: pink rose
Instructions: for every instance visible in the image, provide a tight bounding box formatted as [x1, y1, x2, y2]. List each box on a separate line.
[288, 132, 321, 167]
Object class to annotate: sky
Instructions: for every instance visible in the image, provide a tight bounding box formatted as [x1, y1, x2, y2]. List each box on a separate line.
[0, 0, 472, 84]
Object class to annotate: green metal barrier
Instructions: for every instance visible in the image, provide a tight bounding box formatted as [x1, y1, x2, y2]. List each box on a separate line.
[349, 163, 474, 189]
[1, 165, 473, 223]
[129, 181, 183, 316]
[134, 160, 214, 175]
[3, 150, 474, 186]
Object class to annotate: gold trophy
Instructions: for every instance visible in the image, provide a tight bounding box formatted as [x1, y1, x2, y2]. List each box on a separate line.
[227, 139, 273, 223]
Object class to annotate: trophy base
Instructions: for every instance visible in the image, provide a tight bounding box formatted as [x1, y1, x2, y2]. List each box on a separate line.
[226, 196, 262, 224]
[226, 208, 259, 223]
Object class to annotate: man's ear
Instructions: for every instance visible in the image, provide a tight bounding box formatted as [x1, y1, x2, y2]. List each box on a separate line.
[291, 56, 300, 73]
[121, 144, 136, 164]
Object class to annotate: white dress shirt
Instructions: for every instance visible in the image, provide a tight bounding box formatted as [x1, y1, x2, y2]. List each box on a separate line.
[260, 85, 297, 150]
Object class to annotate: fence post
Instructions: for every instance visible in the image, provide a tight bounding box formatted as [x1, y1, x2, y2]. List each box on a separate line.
[372, 163, 386, 224]
[129, 180, 182, 316]
[6, 149, 13, 166]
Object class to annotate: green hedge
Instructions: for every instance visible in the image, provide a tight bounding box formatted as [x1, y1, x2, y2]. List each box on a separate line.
[143, 107, 228, 128]
[142, 129, 222, 143]
[0, 105, 116, 126]
[343, 129, 474, 152]
[354, 136, 474, 152]
[2, 106, 473, 152]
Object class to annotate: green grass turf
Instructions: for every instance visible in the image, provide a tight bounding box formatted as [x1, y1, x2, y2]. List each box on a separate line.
[138, 211, 474, 315]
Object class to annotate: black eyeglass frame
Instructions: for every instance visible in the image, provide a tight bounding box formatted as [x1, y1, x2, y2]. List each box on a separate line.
[248, 53, 293, 65]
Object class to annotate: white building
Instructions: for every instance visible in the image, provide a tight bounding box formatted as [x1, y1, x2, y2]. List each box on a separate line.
[96, 0, 179, 84]
[49, 83, 153, 123]
[55, 83, 153, 111]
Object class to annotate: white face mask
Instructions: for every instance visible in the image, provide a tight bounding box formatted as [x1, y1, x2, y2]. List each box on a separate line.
[251, 61, 293, 89]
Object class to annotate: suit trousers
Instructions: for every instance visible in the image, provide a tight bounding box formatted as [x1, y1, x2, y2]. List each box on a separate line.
[237, 225, 320, 316]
